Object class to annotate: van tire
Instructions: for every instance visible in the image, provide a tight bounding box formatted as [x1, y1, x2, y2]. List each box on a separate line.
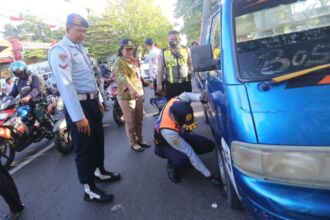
[216, 145, 242, 209]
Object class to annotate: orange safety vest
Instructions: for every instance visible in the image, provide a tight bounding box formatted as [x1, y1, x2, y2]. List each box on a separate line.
[153, 98, 180, 145]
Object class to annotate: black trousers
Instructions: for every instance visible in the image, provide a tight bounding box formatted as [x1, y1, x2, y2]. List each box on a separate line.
[154, 132, 214, 169]
[0, 164, 24, 213]
[65, 99, 105, 184]
[165, 81, 192, 100]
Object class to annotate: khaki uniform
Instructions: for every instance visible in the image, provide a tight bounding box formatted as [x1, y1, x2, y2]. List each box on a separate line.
[112, 57, 145, 145]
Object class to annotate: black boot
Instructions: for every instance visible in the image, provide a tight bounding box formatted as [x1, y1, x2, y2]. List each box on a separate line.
[3, 205, 24, 220]
[94, 167, 121, 183]
[83, 183, 113, 203]
[167, 161, 180, 183]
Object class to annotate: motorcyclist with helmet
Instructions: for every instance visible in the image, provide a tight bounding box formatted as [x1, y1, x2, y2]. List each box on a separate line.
[8, 61, 45, 104]
[8, 61, 49, 127]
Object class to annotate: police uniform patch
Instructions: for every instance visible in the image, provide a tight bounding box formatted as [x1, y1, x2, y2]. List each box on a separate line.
[185, 113, 193, 122]
[59, 53, 67, 61]
[170, 136, 179, 146]
[59, 64, 68, 69]
[72, 15, 83, 26]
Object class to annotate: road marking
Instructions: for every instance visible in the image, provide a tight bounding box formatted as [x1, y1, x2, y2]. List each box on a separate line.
[9, 143, 55, 175]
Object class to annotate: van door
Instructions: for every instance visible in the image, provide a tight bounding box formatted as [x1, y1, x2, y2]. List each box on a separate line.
[201, 9, 225, 141]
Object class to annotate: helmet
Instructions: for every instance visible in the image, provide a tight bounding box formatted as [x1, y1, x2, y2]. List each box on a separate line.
[8, 61, 27, 76]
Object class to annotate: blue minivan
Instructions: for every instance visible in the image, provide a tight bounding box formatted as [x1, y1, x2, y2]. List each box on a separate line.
[192, 0, 330, 219]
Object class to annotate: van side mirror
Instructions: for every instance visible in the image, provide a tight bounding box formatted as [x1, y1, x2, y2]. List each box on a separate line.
[191, 44, 220, 72]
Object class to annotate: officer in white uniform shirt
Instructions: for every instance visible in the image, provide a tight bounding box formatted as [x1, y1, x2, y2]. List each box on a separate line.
[48, 13, 120, 203]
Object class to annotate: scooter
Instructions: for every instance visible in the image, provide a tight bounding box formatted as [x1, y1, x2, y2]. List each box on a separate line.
[46, 95, 73, 155]
[106, 80, 125, 126]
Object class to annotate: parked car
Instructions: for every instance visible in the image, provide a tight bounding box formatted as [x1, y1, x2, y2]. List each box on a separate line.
[192, 0, 330, 219]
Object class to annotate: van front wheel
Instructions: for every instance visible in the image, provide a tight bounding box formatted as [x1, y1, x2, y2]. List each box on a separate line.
[216, 145, 242, 209]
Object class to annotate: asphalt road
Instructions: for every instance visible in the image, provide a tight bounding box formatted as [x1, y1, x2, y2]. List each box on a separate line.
[0, 85, 247, 220]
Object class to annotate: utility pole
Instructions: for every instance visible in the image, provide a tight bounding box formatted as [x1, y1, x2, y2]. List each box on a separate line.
[199, 0, 211, 44]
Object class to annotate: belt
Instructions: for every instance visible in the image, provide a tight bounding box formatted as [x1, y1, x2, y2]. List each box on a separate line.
[77, 91, 98, 101]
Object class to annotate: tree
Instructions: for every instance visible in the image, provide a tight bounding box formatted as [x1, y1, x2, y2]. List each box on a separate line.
[2, 14, 62, 42]
[23, 49, 48, 63]
[174, 0, 218, 43]
[1, 14, 65, 62]
[85, 0, 172, 61]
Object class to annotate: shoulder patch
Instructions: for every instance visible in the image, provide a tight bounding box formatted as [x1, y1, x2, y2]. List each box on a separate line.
[59, 64, 68, 69]
[59, 53, 68, 61]
[169, 136, 179, 147]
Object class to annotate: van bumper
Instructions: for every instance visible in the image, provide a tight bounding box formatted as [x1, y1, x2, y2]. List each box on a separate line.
[235, 169, 330, 220]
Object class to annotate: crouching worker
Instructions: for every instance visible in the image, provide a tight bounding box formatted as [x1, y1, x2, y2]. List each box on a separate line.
[154, 92, 216, 183]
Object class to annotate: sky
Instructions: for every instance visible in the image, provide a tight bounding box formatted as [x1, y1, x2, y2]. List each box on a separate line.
[0, 0, 178, 34]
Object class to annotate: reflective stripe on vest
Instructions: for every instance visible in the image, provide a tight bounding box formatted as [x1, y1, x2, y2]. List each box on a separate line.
[159, 98, 180, 132]
[163, 48, 189, 83]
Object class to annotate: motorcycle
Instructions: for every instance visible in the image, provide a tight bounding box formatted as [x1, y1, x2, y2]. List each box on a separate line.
[0, 87, 55, 169]
[106, 79, 125, 126]
[0, 96, 18, 168]
[46, 94, 73, 155]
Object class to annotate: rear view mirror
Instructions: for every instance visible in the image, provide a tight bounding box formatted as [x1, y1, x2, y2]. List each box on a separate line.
[191, 44, 220, 72]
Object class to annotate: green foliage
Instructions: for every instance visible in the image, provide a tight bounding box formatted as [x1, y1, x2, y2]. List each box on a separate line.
[2, 14, 63, 42]
[85, 0, 172, 61]
[1, 0, 172, 62]
[174, 0, 218, 43]
[1, 14, 65, 62]
[24, 49, 48, 63]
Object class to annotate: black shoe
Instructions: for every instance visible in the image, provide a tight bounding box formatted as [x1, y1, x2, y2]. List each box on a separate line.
[153, 113, 160, 117]
[95, 168, 121, 183]
[206, 175, 223, 188]
[3, 211, 22, 220]
[131, 144, 144, 152]
[138, 141, 151, 148]
[167, 162, 180, 183]
[83, 184, 113, 203]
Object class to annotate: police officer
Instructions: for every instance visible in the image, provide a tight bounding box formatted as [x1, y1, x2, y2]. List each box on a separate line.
[154, 92, 217, 183]
[156, 30, 193, 100]
[48, 13, 120, 203]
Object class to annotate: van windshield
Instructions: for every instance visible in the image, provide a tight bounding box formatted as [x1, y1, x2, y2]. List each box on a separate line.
[234, 0, 330, 81]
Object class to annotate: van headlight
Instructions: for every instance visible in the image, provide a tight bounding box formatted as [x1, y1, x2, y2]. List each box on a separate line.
[232, 141, 330, 188]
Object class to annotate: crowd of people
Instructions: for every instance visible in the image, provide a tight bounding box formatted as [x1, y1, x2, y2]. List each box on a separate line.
[0, 13, 220, 220]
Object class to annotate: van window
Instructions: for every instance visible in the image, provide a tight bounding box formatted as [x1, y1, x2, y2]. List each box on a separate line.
[210, 13, 221, 60]
[234, 0, 330, 81]
[208, 11, 222, 78]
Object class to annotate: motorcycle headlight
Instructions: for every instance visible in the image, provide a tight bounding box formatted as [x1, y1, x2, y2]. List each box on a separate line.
[232, 141, 330, 189]
[0, 112, 8, 120]
[56, 98, 64, 111]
